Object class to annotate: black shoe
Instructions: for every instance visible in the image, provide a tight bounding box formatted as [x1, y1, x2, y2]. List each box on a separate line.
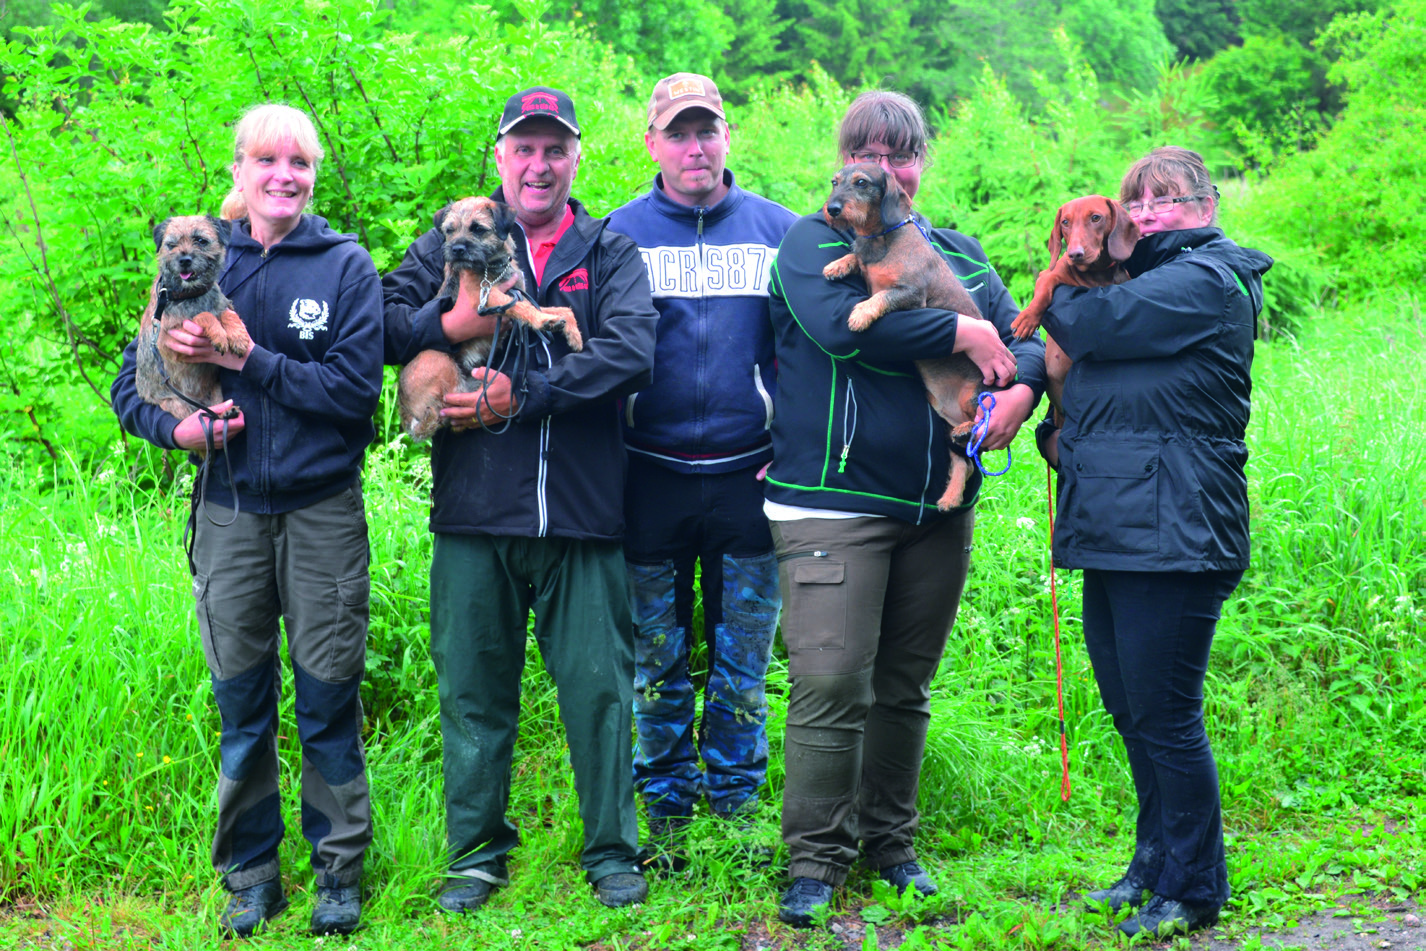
[594, 871, 649, 907]
[641, 815, 691, 874]
[1085, 875, 1149, 912]
[309, 878, 362, 935]
[778, 877, 834, 928]
[220, 879, 289, 937]
[437, 878, 497, 914]
[1118, 894, 1220, 937]
[879, 860, 938, 897]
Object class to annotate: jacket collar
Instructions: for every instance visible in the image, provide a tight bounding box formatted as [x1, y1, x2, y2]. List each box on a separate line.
[647, 169, 744, 224]
[1126, 227, 1224, 277]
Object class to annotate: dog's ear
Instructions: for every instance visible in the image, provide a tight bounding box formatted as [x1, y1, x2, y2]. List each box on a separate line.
[1047, 204, 1067, 263]
[879, 171, 910, 230]
[433, 203, 453, 231]
[491, 201, 518, 241]
[1105, 199, 1140, 263]
[153, 218, 171, 250]
[208, 215, 232, 247]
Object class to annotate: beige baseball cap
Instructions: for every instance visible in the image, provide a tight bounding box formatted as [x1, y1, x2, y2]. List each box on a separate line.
[647, 73, 726, 130]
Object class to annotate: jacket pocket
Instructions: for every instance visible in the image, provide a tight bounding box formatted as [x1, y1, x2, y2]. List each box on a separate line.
[1067, 443, 1160, 553]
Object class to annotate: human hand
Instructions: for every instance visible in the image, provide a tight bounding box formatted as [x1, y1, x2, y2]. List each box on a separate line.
[441, 271, 499, 343]
[443, 367, 518, 430]
[167, 319, 248, 372]
[1034, 414, 1061, 470]
[956, 318, 1017, 387]
[173, 400, 245, 450]
[973, 383, 1034, 452]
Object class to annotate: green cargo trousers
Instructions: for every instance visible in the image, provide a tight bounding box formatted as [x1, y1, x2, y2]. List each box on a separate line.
[772, 510, 975, 886]
[430, 533, 641, 885]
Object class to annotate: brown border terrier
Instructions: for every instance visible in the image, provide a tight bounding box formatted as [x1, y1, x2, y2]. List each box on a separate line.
[822, 162, 1011, 510]
[1009, 195, 1139, 425]
[398, 196, 583, 441]
[136, 215, 251, 424]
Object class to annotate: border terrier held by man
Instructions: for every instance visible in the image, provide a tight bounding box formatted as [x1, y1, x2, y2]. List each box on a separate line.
[397, 196, 583, 441]
[136, 214, 251, 423]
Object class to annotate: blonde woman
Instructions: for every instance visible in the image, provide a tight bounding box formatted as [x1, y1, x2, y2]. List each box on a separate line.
[111, 103, 384, 936]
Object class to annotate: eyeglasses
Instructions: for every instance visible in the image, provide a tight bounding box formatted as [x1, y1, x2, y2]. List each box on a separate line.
[848, 149, 919, 169]
[1125, 195, 1199, 217]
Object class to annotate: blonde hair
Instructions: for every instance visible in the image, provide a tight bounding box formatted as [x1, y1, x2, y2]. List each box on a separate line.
[221, 103, 323, 219]
[1120, 146, 1219, 224]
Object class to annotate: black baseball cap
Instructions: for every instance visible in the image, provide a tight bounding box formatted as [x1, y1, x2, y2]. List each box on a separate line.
[497, 86, 580, 138]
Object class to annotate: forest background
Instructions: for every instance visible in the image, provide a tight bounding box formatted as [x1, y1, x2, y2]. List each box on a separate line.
[0, 0, 1423, 946]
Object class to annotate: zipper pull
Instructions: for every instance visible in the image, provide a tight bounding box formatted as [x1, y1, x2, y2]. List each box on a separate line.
[838, 444, 850, 473]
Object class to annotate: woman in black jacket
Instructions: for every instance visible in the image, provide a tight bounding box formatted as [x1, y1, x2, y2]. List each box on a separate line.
[1039, 146, 1272, 937]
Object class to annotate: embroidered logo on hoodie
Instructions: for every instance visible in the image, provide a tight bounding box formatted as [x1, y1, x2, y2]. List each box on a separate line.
[558, 269, 589, 293]
[288, 298, 330, 339]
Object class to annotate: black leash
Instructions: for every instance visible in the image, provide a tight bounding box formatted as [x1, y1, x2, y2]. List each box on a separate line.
[470, 284, 538, 434]
[149, 286, 242, 572]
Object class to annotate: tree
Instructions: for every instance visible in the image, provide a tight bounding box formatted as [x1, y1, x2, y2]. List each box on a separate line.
[1155, 0, 1240, 61]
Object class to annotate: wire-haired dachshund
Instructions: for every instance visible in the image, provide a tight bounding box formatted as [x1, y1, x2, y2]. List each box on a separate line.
[1010, 195, 1139, 422]
[822, 161, 1006, 510]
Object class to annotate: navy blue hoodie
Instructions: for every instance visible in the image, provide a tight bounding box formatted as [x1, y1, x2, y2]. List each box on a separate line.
[112, 214, 384, 512]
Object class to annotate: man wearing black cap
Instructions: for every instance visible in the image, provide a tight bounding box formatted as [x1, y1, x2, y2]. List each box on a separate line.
[606, 73, 796, 869]
[381, 86, 658, 912]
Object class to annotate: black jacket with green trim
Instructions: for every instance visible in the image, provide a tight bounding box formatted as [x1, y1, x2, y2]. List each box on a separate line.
[764, 211, 1046, 522]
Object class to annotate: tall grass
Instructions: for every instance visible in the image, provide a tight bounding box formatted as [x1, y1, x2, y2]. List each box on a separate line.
[1, 299, 1422, 947]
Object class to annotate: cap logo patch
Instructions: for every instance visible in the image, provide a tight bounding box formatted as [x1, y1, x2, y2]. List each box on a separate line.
[667, 78, 705, 100]
[522, 91, 559, 114]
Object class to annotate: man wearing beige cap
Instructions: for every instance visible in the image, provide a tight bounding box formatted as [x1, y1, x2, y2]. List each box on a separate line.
[607, 73, 797, 872]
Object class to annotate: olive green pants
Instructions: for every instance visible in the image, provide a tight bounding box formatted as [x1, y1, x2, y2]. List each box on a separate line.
[772, 511, 974, 885]
[430, 533, 641, 885]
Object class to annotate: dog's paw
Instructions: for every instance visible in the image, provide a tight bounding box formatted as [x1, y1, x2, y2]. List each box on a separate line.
[823, 254, 858, 281]
[847, 300, 879, 332]
[1009, 311, 1039, 341]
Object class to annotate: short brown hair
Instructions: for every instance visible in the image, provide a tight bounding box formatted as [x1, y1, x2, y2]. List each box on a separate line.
[838, 91, 929, 161]
[1120, 146, 1219, 223]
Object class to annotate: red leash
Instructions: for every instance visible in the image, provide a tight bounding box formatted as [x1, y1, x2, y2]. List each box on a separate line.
[1047, 461, 1072, 801]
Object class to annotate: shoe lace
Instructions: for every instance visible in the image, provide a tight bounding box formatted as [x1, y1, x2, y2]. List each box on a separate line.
[789, 878, 828, 899]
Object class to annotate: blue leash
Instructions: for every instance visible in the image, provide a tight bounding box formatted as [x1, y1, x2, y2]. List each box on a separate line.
[965, 391, 1012, 477]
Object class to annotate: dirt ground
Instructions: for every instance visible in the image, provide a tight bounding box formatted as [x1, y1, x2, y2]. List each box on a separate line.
[730, 894, 1425, 950]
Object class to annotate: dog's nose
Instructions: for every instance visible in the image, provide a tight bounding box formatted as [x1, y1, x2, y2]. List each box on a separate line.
[177, 254, 194, 269]
[826, 202, 842, 218]
[1067, 248, 1086, 262]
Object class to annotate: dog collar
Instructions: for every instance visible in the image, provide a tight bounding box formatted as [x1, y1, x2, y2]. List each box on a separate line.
[865, 216, 934, 245]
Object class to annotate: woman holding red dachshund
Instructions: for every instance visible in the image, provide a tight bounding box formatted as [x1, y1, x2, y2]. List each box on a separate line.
[765, 90, 1047, 927]
[1038, 146, 1271, 937]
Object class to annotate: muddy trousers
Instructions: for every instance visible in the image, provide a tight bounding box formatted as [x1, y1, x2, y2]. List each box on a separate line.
[191, 485, 372, 891]
[430, 533, 641, 885]
[1081, 568, 1242, 907]
[772, 511, 974, 886]
[628, 552, 779, 818]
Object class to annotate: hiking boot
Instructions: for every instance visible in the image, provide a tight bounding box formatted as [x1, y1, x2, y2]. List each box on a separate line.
[220, 879, 289, 937]
[641, 815, 691, 874]
[594, 871, 649, 907]
[879, 860, 938, 897]
[309, 876, 361, 935]
[1085, 875, 1150, 913]
[778, 877, 833, 928]
[437, 878, 497, 914]
[1119, 894, 1220, 937]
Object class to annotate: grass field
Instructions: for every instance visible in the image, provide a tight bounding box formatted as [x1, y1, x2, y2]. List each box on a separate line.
[1, 299, 1422, 949]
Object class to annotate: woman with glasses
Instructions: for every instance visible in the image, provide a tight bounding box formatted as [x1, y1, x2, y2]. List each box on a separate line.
[1037, 146, 1272, 937]
[764, 90, 1047, 927]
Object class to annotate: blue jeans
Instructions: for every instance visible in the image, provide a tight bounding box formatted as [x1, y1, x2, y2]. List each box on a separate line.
[1081, 568, 1243, 907]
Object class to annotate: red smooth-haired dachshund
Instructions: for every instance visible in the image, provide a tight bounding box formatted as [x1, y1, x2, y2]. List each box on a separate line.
[1011, 196, 1138, 422]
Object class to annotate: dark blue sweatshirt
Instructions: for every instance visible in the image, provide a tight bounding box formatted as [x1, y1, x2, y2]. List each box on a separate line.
[111, 214, 384, 513]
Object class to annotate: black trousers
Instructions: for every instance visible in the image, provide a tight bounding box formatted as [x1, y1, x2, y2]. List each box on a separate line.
[1081, 568, 1243, 907]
